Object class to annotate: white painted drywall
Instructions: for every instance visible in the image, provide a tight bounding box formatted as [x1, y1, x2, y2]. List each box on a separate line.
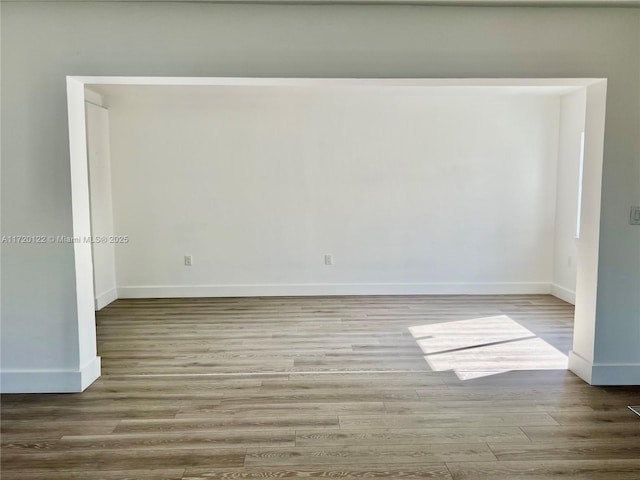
[86, 100, 117, 310]
[551, 90, 587, 304]
[106, 89, 560, 295]
[569, 80, 610, 384]
[1, 2, 638, 390]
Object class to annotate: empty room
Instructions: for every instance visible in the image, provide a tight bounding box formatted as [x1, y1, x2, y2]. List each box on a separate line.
[1, 1, 639, 479]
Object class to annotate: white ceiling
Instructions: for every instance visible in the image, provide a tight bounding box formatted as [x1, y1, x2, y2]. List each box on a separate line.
[86, 84, 586, 109]
[83, 77, 597, 105]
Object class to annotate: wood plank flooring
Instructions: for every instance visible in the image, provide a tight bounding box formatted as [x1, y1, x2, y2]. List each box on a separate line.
[2, 294, 639, 479]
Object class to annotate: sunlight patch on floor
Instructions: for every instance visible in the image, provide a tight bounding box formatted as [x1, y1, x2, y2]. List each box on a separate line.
[409, 315, 568, 380]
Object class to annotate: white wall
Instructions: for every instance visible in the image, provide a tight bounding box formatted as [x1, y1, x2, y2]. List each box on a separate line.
[569, 81, 610, 384]
[85, 100, 117, 309]
[1, 2, 638, 391]
[551, 90, 587, 304]
[106, 88, 560, 296]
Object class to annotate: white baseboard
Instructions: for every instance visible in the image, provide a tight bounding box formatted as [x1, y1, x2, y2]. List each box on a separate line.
[569, 351, 640, 386]
[118, 282, 551, 298]
[568, 351, 593, 383]
[0, 356, 101, 393]
[551, 283, 576, 305]
[95, 287, 118, 310]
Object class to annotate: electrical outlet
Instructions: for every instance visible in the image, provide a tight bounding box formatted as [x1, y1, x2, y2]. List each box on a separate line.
[184, 255, 193, 266]
[630, 206, 640, 225]
[324, 254, 333, 266]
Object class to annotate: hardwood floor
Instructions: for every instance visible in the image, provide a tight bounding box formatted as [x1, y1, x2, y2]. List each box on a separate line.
[2, 295, 639, 479]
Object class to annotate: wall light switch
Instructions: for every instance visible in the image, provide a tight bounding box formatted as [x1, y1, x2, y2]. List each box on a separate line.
[184, 255, 193, 266]
[631, 206, 640, 225]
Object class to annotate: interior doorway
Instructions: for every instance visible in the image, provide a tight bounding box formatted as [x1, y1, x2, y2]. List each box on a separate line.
[66, 77, 608, 385]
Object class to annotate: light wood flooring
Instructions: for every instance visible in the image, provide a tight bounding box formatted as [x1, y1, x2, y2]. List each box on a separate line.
[2, 294, 639, 479]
